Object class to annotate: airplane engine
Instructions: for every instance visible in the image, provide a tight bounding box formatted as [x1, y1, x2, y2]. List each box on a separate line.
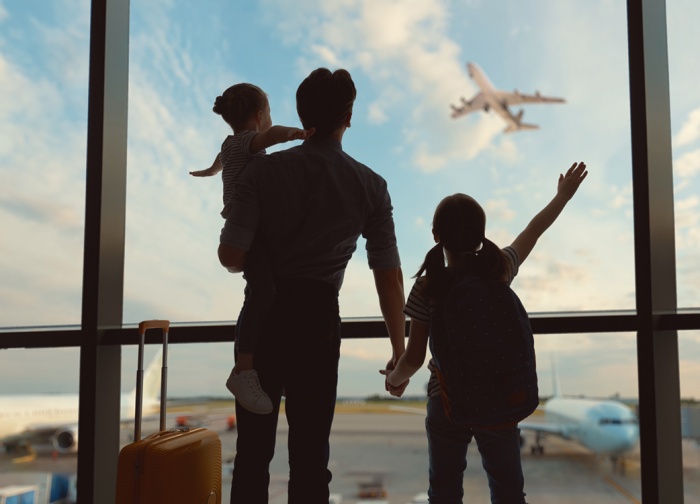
[53, 427, 79, 454]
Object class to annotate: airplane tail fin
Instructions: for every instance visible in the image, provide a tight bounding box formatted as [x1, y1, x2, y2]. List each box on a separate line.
[143, 348, 163, 409]
[504, 123, 539, 134]
[504, 109, 539, 133]
[551, 355, 562, 398]
[128, 348, 163, 413]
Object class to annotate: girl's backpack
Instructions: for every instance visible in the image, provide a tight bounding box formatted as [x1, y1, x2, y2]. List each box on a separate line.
[429, 274, 539, 427]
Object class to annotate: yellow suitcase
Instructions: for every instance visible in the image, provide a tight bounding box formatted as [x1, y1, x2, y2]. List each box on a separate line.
[115, 320, 222, 504]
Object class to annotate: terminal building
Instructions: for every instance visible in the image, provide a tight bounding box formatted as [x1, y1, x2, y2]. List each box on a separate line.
[0, 0, 697, 502]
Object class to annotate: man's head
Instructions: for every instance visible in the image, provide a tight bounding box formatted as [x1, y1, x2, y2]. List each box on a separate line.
[296, 68, 356, 138]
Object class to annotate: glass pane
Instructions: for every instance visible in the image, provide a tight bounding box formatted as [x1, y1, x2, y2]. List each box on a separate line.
[0, 2, 89, 328]
[155, 332, 640, 502]
[668, 0, 700, 309]
[0, 348, 80, 499]
[123, 0, 634, 326]
[680, 331, 700, 503]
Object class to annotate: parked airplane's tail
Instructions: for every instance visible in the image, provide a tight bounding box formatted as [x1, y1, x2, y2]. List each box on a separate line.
[126, 348, 163, 415]
[551, 355, 562, 398]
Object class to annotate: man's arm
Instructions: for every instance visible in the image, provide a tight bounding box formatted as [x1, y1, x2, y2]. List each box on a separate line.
[510, 161, 587, 264]
[249, 126, 315, 153]
[217, 244, 246, 273]
[373, 267, 406, 367]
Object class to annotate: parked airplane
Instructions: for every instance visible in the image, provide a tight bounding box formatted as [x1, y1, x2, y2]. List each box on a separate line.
[450, 62, 565, 133]
[520, 395, 639, 457]
[389, 362, 639, 458]
[519, 358, 639, 457]
[0, 350, 162, 455]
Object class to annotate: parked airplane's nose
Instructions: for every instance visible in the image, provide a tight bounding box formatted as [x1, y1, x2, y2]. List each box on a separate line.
[604, 425, 640, 454]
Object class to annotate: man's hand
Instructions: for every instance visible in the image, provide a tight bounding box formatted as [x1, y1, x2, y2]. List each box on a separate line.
[217, 244, 246, 273]
[189, 166, 218, 177]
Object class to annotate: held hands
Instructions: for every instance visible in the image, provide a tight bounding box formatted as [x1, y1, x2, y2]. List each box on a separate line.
[379, 367, 409, 398]
[557, 162, 588, 200]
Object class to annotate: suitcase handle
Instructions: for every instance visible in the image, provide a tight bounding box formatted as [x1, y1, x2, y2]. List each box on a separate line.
[134, 320, 169, 442]
[138, 319, 170, 334]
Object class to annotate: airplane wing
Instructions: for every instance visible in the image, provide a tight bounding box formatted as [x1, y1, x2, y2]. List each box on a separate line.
[518, 420, 576, 439]
[501, 91, 565, 107]
[450, 92, 487, 119]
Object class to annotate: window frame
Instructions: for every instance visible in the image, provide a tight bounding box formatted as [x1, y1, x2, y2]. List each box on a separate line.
[0, 0, 688, 501]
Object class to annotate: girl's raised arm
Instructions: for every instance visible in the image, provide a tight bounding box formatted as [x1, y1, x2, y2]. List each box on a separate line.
[510, 161, 587, 265]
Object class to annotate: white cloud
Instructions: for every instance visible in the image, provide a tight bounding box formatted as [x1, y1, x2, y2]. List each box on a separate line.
[674, 107, 700, 148]
[310, 44, 340, 66]
[674, 148, 700, 179]
[484, 198, 517, 223]
[261, 0, 502, 172]
[367, 101, 389, 124]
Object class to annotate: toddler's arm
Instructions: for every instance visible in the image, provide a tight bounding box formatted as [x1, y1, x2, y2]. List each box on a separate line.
[190, 153, 223, 177]
[250, 125, 315, 153]
[510, 161, 587, 264]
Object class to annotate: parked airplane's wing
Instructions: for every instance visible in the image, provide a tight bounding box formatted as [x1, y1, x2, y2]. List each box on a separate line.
[450, 92, 486, 119]
[518, 420, 573, 438]
[503, 91, 565, 106]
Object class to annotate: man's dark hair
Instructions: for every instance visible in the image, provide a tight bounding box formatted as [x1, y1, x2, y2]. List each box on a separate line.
[296, 68, 356, 138]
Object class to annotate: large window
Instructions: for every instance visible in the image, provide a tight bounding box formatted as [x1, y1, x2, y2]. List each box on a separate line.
[0, 1, 89, 328]
[0, 0, 692, 502]
[668, 0, 700, 309]
[123, 0, 635, 328]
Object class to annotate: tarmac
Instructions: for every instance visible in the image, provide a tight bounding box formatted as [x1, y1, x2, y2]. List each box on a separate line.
[1, 407, 699, 503]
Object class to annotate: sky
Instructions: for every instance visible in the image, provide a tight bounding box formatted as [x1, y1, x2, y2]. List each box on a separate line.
[0, 0, 699, 400]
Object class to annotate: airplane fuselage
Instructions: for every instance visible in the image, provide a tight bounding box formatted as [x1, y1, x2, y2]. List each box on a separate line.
[543, 397, 639, 455]
[467, 63, 527, 131]
[0, 395, 79, 439]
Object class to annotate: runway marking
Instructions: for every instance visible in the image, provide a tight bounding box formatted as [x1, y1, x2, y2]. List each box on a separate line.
[603, 475, 640, 503]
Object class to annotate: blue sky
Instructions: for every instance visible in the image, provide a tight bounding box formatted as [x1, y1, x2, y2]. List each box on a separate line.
[1, 0, 699, 399]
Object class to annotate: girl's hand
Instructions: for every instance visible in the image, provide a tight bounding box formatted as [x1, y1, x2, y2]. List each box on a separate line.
[557, 162, 588, 200]
[379, 369, 409, 397]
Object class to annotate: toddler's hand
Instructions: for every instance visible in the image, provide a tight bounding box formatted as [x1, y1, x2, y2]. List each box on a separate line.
[287, 127, 315, 141]
[190, 167, 216, 177]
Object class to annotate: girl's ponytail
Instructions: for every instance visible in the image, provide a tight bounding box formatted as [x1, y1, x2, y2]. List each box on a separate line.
[475, 238, 509, 282]
[415, 243, 452, 301]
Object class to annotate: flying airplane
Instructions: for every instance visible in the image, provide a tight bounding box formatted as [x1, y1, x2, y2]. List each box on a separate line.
[450, 62, 565, 133]
[0, 350, 162, 455]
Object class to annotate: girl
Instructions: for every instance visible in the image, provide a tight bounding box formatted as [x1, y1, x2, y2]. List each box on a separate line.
[383, 162, 587, 503]
[191, 83, 314, 414]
